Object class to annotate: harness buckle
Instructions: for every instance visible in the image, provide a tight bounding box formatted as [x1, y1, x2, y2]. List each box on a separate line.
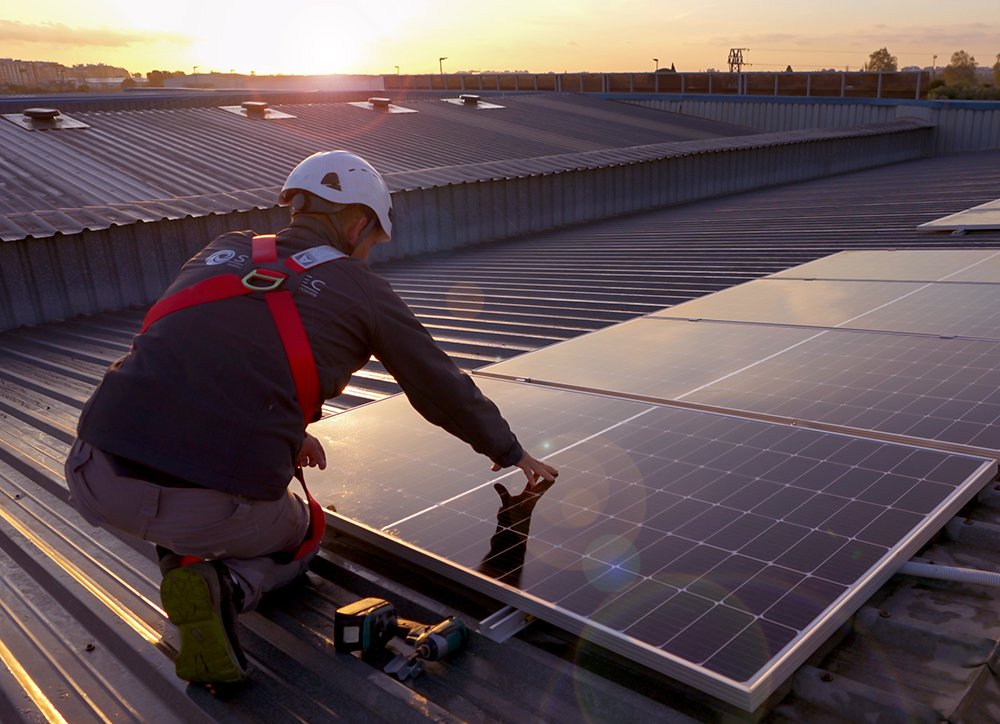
[242, 269, 286, 291]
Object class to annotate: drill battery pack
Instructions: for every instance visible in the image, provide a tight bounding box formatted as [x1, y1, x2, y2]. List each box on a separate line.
[333, 597, 397, 653]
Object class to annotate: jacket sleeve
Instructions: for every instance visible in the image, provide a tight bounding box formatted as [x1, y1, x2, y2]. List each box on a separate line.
[366, 272, 523, 468]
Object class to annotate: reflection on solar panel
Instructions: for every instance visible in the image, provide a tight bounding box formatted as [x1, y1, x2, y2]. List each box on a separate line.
[938, 257, 1000, 284]
[309, 378, 995, 710]
[483, 316, 1000, 455]
[919, 198, 1000, 231]
[478, 317, 817, 399]
[654, 279, 1000, 341]
[652, 279, 925, 329]
[308, 380, 646, 528]
[844, 283, 1000, 340]
[770, 249, 1000, 282]
[312, 250, 1000, 711]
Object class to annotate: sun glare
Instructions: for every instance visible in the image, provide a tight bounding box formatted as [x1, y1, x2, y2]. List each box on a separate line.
[105, 0, 420, 75]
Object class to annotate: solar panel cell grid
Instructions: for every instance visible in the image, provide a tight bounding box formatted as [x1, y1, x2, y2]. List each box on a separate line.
[312, 378, 994, 708]
[315, 245, 1000, 712]
[686, 330, 1000, 452]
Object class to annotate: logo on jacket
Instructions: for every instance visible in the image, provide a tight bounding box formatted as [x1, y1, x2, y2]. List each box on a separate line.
[206, 249, 237, 266]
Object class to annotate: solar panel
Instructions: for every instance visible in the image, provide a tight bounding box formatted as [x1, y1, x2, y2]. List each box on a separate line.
[842, 283, 1000, 340]
[684, 328, 1000, 454]
[652, 279, 926, 329]
[308, 379, 646, 528]
[307, 378, 995, 710]
[484, 315, 1000, 455]
[919, 198, 1000, 231]
[478, 317, 818, 399]
[652, 278, 1000, 341]
[770, 249, 1000, 282]
[944, 256, 1000, 283]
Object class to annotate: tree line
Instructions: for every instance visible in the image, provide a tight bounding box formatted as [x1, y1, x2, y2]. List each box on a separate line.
[865, 47, 1000, 100]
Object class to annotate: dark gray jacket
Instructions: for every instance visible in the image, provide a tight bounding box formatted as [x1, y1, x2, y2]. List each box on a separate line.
[78, 222, 522, 499]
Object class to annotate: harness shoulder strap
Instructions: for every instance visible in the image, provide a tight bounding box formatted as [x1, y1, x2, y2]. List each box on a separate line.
[251, 235, 329, 561]
[142, 233, 343, 561]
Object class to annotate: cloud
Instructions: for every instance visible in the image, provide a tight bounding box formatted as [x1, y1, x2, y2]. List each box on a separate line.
[707, 22, 999, 56]
[0, 19, 188, 48]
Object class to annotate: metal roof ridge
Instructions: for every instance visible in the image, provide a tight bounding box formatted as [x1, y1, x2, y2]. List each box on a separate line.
[2, 121, 931, 242]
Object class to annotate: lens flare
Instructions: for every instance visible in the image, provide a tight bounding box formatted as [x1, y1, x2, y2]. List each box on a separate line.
[446, 282, 486, 318]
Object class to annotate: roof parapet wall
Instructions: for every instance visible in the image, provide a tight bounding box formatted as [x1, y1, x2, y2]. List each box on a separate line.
[625, 96, 1000, 155]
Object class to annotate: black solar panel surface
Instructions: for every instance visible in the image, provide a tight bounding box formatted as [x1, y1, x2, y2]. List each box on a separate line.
[686, 328, 1000, 452]
[308, 378, 994, 708]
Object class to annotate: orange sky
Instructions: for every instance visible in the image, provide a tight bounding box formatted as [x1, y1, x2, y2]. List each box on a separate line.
[3, 1, 998, 76]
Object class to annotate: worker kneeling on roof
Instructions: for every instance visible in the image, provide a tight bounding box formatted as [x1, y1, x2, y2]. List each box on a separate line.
[64, 151, 558, 687]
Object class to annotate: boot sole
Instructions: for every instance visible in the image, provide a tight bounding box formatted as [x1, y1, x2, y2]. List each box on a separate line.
[160, 566, 248, 684]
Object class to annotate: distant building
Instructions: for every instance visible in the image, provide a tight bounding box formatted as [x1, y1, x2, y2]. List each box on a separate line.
[0, 58, 129, 90]
[0, 58, 63, 86]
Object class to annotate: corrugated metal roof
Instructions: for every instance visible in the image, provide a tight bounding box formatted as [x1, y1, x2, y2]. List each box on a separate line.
[1, 146, 1000, 720]
[0, 115, 927, 243]
[0, 94, 754, 221]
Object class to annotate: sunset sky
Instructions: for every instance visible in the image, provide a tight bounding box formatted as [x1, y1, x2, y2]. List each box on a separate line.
[3, 1, 998, 76]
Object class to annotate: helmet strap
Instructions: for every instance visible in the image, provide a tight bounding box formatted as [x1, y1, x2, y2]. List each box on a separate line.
[357, 216, 379, 245]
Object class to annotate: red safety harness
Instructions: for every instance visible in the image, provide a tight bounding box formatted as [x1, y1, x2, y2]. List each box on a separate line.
[141, 234, 339, 562]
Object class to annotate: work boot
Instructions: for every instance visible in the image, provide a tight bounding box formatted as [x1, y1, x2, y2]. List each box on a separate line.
[160, 561, 249, 685]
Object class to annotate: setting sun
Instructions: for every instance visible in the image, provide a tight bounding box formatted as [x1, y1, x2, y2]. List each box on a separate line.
[1, 0, 998, 76]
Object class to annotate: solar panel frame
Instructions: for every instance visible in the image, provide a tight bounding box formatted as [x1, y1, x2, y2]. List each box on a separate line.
[309, 378, 996, 711]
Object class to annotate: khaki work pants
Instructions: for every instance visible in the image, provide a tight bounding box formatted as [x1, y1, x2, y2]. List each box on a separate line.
[64, 439, 311, 611]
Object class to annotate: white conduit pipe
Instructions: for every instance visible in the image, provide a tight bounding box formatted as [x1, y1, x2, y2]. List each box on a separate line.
[898, 561, 1000, 587]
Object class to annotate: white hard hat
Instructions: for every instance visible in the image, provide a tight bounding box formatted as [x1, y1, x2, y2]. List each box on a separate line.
[279, 151, 393, 239]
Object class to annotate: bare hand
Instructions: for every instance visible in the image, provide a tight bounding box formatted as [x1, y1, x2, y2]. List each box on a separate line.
[491, 451, 558, 491]
[297, 433, 327, 470]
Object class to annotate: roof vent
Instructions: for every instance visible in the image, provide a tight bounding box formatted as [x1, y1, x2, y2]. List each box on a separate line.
[23, 107, 61, 121]
[241, 101, 269, 119]
[440, 96, 503, 110]
[219, 103, 295, 120]
[347, 99, 417, 114]
[2, 107, 89, 130]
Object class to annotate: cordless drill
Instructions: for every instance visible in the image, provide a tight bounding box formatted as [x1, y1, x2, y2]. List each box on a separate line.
[412, 617, 468, 661]
[383, 616, 469, 680]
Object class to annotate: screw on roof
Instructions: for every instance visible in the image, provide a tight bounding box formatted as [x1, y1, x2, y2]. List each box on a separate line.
[241, 101, 269, 119]
[368, 97, 392, 109]
[459, 94, 481, 105]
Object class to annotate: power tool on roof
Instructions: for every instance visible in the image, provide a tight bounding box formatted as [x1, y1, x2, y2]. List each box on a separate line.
[333, 597, 398, 654]
[333, 597, 469, 680]
[384, 616, 469, 681]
